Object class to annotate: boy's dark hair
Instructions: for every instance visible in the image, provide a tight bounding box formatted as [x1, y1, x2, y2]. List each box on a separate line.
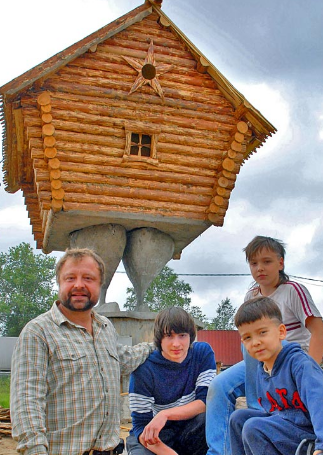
[234, 297, 283, 328]
[56, 248, 105, 285]
[243, 235, 289, 285]
[154, 307, 196, 351]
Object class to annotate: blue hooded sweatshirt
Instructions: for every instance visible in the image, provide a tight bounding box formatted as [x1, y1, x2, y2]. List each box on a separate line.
[129, 341, 216, 438]
[257, 342, 323, 451]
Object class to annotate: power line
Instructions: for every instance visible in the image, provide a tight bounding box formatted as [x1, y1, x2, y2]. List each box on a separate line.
[115, 271, 323, 284]
[172, 273, 250, 277]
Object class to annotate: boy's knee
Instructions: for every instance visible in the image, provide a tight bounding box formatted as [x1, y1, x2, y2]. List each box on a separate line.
[207, 372, 227, 399]
[242, 417, 261, 440]
[229, 409, 244, 431]
[193, 412, 206, 427]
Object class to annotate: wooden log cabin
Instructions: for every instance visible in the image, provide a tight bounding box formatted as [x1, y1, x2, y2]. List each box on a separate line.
[0, 0, 276, 258]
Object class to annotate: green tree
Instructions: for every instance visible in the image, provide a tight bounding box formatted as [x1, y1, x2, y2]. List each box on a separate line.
[208, 297, 236, 330]
[0, 242, 57, 336]
[124, 266, 207, 322]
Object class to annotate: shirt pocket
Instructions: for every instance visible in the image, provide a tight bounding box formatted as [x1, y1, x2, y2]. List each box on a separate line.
[53, 343, 91, 380]
[106, 344, 119, 361]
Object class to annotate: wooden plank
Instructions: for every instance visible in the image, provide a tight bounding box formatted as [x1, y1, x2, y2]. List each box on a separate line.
[48, 107, 234, 135]
[46, 78, 234, 111]
[57, 161, 214, 186]
[33, 122, 227, 149]
[13, 108, 25, 183]
[103, 35, 194, 60]
[43, 80, 233, 113]
[50, 71, 231, 109]
[52, 137, 224, 159]
[55, 151, 217, 177]
[36, 181, 211, 206]
[48, 85, 233, 123]
[56, 170, 213, 195]
[63, 192, 207, 212]
[62, 201, 206, 221]
[106, 27, 187, 51]
[80, 56, 217, 90]
[99, 44, 196, 69]
[80, 51, 230, 88]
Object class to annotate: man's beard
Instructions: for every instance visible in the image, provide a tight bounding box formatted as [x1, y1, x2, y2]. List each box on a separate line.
[59, 290, 97, 312]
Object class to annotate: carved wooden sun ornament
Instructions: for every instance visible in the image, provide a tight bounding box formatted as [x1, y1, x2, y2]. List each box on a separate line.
[123, 40, 172, 99]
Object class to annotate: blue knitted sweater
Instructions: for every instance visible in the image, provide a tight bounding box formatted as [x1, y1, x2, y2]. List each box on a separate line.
[129, 341, 216, 438]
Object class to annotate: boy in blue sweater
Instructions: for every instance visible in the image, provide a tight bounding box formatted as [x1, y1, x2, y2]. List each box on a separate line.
[229, 297, 323, 455]
[126, 307, 216, 455]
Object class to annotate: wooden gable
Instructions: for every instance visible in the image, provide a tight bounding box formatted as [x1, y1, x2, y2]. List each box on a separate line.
[0, 0, 275, 255]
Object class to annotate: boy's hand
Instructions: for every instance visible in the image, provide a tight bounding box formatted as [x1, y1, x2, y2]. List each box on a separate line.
[140, 411, 168, 446]
[139, 439, 178, 455]
[314, 451, 323, 455]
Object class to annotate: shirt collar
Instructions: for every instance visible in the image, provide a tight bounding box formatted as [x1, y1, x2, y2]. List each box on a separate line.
[263, 363, 272, 376]
[51, 301, 108, 328]
[51, 301, 69, 326]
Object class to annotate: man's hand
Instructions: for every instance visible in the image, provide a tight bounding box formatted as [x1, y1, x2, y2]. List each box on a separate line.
[140, 411, 168, 446]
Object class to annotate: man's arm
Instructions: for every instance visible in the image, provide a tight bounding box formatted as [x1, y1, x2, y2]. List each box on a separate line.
[11, 327, 49, 455]
[306, 316, 323, 364]
[117, 342, 155, 375]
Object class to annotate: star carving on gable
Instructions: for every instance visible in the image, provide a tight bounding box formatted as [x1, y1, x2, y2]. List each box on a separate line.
[123, 40, 173, 100]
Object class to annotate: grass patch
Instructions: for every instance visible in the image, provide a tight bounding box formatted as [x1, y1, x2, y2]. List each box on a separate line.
[0, 375, 10, 408]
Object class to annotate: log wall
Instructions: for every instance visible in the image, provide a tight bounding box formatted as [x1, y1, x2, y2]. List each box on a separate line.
[19, 10, 247, 246]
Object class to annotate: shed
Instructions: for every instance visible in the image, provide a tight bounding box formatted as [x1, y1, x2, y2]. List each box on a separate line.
[0, 337, 18, 372]
[0, 0, 275, 259]
[197, 330, 243, 368]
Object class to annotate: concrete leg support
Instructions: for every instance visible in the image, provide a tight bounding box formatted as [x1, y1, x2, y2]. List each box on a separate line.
[122, 227, 174, 311]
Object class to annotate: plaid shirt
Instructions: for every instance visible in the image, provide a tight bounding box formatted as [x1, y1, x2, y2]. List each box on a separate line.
[10, 302, 153, 455]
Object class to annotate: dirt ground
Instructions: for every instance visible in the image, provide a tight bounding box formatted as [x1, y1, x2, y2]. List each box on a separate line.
[0, 402, 248, 454]
[0, 429, 130, 455]
[0, 435, 17, 455]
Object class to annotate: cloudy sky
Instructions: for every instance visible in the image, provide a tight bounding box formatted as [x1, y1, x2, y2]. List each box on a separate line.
[1, 0, 323, 318]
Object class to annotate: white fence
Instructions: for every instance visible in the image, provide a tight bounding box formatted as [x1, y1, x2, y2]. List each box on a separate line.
[0, 337, 18, 372]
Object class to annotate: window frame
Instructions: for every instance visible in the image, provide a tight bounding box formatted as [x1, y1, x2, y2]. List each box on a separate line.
[123, 122, 160, 167]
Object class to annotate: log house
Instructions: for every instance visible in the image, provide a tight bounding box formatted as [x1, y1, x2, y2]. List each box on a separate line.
[0, 0, 276, 257]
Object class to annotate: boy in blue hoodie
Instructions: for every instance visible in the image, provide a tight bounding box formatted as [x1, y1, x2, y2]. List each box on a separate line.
[126, 307, 216, 455]
[230, 297, 323, 455]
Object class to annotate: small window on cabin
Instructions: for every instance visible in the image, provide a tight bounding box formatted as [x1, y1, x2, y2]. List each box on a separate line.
[123, 128, 159, 166]
[130, 133, 152, 157]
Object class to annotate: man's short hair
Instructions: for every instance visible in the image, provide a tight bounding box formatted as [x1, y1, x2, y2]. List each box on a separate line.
[56, 248, 105, 285]
[234, 297, 283, 328]
[154, 307, 196, 351]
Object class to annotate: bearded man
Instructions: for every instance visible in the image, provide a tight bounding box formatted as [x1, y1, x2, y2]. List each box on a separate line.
[10, 248, 153, 455]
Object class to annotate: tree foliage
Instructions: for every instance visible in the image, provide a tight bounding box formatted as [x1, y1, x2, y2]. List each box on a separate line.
[124, 265, 207, 322]
[0, 242, 57, 336]
[207, 297, 236, 330]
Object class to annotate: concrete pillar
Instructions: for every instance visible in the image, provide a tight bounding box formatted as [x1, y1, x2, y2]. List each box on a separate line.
[122, 228, 174, 311]
[69, 224, 127, 305]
